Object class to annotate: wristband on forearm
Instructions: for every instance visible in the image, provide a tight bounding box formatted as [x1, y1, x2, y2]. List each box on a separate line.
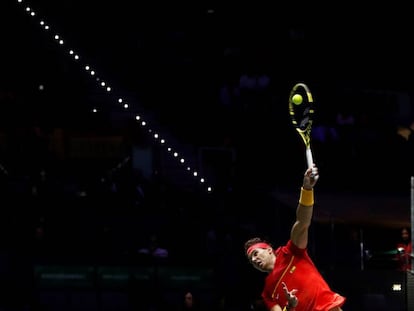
[299, 187, 314, 206]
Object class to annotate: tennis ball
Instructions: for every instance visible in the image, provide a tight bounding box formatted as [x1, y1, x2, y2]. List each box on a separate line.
[292, 94, 303, 105]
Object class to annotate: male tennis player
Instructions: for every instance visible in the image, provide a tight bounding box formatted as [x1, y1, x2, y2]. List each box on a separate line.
[245, 165, 346, 311]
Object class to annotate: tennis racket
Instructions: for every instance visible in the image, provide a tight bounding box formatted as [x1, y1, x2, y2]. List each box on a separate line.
[288, 82, 316, 172]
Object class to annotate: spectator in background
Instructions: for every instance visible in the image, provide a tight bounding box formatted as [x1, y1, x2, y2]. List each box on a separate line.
[396, 120, 414, 177]
[137, 232, 169, 263]
[395, 227, 412, 272]
[175, 290, 205, 311]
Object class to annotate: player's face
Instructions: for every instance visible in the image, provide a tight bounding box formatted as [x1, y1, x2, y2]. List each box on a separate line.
[402, 229, 409, 241]
[248, 247, 274, 272]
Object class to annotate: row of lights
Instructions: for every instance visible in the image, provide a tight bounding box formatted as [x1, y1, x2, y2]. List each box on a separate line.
[16, 0, 213, 193]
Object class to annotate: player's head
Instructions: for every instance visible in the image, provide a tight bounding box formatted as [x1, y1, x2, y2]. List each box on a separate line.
[244, 237, 275, 272]
[401, 227, 410, 242]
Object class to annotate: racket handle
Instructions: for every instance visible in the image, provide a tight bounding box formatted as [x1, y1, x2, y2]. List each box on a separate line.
[306, 147, 314, 169]
[306, 147, 317, 178]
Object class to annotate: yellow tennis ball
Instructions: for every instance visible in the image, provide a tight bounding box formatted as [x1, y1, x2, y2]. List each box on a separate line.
[292, 94, 303, 105]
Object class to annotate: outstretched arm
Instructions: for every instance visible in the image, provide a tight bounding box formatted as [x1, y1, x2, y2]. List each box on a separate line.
[290, 165, 319, 249]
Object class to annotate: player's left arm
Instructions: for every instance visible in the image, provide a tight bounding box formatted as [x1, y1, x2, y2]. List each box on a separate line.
[290, 165, 319, 249]
[269, 304, 284, 311]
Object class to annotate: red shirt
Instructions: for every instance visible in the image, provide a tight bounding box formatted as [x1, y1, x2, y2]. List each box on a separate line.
[261, 240, 346, 311]
[396, 242, 412, 271]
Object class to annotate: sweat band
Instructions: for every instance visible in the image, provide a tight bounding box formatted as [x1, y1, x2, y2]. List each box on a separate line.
[299, 187, 314, 206]
[247, 242, 271, 257]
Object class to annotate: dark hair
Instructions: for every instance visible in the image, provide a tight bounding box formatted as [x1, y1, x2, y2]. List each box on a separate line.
[244, 237, 272, 256]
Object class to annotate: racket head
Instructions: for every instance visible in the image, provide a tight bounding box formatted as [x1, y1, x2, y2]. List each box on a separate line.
[288, 82, 315, 148]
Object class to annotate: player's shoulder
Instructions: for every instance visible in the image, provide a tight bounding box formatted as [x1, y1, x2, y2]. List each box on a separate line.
[285, 240, 307, 255]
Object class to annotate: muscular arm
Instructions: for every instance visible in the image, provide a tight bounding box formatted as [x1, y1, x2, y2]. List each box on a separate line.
[290, 166, 318, 249]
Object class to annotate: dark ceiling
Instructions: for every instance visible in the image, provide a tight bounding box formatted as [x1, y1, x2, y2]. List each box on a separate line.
[1, 0, 414, 199]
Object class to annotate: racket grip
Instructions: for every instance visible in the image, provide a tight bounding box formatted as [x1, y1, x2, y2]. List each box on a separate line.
[306, 147, 314, 169]
[306, 148, 317, 178]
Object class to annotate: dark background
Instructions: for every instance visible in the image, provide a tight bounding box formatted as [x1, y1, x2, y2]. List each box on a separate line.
[2, 0, 414, 188]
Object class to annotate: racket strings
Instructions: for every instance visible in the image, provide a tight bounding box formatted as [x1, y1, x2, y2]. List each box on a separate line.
[299, 117, 311, 130]
[299, 107, 313, 130]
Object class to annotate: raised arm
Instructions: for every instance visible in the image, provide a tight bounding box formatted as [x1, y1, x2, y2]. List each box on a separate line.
[290, 165, 319, 249]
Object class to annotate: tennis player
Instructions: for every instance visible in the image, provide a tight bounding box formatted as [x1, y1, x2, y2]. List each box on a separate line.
[244, 165, 346, 311]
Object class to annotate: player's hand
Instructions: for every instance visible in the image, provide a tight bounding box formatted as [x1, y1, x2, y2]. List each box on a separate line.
[303, 164, 319, 189]
[282, 282, 298, 308]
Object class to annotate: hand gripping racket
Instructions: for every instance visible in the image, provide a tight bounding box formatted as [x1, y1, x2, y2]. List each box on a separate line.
[288, 82, 316, 172]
